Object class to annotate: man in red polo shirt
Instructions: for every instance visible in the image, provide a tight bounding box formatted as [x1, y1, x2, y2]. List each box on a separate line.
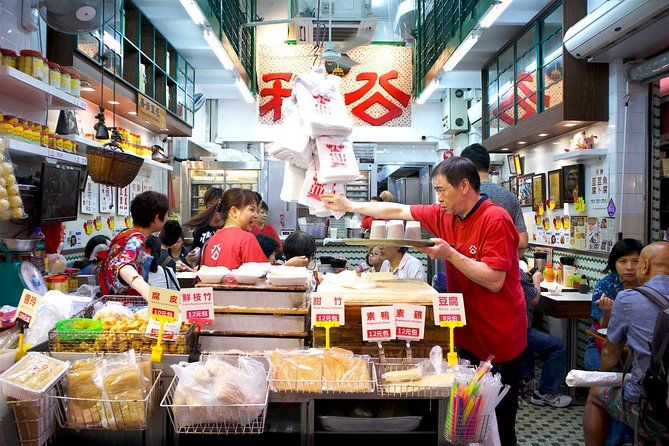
[322, 157, 526, 446]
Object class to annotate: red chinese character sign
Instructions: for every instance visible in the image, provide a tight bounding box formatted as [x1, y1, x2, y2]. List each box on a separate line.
[180, 287, 214, 323]
[310, 293, 346, 327]
[394, 304, 426, 341]
[257, 44, 412, 127]
[432, 294, 467, 325]
[361, 306, 396, 342]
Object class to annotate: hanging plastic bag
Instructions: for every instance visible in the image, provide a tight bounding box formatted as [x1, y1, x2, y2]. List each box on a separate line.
[315, 136, 359, 183]
[298, 162, 345, 219]
[0, 139, 26, 221]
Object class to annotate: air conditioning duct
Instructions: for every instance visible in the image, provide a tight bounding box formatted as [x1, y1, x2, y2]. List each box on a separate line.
[564, 0, 669, 60]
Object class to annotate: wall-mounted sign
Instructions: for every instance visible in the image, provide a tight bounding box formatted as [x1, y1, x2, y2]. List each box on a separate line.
[137, 93, 166, 129]
[81, 177, 98, 214]
[257, 44, 412, 127]
[117, 186, 129, 216]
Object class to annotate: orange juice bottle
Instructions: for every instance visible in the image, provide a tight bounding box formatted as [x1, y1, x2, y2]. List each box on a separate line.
[544, 262, 554, 282]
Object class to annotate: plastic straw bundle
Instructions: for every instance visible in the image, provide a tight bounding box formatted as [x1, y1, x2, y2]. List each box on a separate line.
[444, 356, 508, 444]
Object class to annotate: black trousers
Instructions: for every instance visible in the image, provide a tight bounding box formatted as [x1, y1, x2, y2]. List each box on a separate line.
[459, 349, 523, 446]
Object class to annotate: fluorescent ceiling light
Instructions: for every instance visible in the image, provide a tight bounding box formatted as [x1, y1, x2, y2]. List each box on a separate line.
[442, 33, 480, 72]
[179, 0, 206, 26]
[128, 111, 137, 115]
[415, 77, 440, 104]
[518, 141, 527, 144]
[479, 0, 513, 28]
[564, 123, 577, 127]
[203, 27, 234, 70]
[235, 77, 255, 104]
[538, 133, 549, 137]
[501, 147, 510, 151]
[108, 100, 121, 105]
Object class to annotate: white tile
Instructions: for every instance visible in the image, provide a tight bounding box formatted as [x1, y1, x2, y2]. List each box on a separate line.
[622, 194, 636, 213]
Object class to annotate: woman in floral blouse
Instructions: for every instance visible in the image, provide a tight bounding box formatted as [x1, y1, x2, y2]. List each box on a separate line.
[583, 238, 644, 371]
[98, 191, 169, 300]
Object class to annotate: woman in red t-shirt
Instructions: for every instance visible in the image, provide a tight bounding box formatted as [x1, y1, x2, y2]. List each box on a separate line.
[190, 188, 267, 270]
[251, 201, 282, 249]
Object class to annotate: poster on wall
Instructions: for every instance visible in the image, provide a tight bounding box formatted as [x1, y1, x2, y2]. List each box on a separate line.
[81, 177, 98, 214]
[117, 186, 129, 216]
[129, 182, 143, 205]
[99, 185, 114, 213]
[590, 166, 610, 209]
[257, 44, 412, 127]
[586, 217, 616, 252]
[570, 216, 588, 250]
[65, 229, 82, 250]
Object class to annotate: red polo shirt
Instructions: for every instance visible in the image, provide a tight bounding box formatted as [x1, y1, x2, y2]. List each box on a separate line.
[202, 227, 268, 270]
[411, 197, 527, 362]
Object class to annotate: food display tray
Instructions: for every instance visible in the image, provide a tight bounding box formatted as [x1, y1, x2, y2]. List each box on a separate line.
[344, 239, 434, 248]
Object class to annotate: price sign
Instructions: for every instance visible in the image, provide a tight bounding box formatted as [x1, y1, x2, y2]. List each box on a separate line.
[361, 306, 396, 342]
[145, 319, 180, 341]
[148, 287, 180, 323]
[180, 287, 214, 322]
[16, 290, 41, 328]
[394, 304, 426, 341]
[310, 293, 345, 328]
[432, 293, 467, 325]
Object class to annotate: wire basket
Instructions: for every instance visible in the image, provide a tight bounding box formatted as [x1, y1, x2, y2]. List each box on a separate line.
[86, 145, 143, 188]
[7, 388, 59, 446]
[48, 295, 196, 355]
[161, 375, 269, 435]
[50, 369, 162, 431]
[375, 360, 453, 398]
[443, 412, 493, 445]
[268, 355, 376, 394]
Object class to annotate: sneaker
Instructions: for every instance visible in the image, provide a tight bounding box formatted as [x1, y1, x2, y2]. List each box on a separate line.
[520, 378, 537, 397]
[530, 391, 572, 408]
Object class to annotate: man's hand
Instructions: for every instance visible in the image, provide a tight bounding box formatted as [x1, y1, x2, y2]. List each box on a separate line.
[532, 271, 544, 287]
[595, 294, 614, 312]
[185, 250, 199, 266]
[420, 238, 456, 260]
[320, 193, 352, 213]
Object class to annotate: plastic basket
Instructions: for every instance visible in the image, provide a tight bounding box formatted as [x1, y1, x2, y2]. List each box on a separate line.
[0, 353, 69, 401]
[54, 318, 102, 342]
[161, 373, 269, 435]
[443, 412, 493, 444]
[50, 369, 162, 431]
[375, 360, 454, 398]
[7, 388, 59, 446]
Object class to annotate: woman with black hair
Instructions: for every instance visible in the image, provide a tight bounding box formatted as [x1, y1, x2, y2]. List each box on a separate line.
[70, 235, 110, 275]
[159, 220, 195, 272]
[199, 188, 267, 270]
[145, 236, 179, 290]
[584, 238, 644, 371]
[379, 246, 426, 281]
[282, 230, 317, 268]
[185, 187, 224, 266]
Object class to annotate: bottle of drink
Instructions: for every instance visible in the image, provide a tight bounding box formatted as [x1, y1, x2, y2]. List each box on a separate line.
[34, 227, 46, 259]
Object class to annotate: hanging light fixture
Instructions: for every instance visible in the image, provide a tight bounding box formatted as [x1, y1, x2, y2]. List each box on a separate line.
[94, 0, 109, 141]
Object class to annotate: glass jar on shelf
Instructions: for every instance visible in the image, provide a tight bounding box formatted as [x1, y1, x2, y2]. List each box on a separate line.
[31, 123, 41, 144]
[48, 133, 57, 149]
[0, 49, 18, 69]
[42, 57, 50, 82]
[47, 62, 61, 88]
[18, 50, 45, 81]
[41, 126, 49, 148]
[69, 72, 81, 97]
[60, 68, 71, 94]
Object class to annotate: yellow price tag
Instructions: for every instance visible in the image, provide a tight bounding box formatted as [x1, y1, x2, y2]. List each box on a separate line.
[147, 287, 180, 362]
[439, 320, 465, 366]
[16, 289, 41, 329]
[314, 320, 340, 349]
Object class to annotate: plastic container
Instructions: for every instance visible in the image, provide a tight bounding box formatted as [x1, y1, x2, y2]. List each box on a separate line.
[60, 68, 71, 94]
[33, 227, 45, 260]
[47, 62, 61, 88]
[54, 318, 102, 342]
[0, 349, 16, 373]
[0, 353, 69, 400]
[45, 274, 68, 293]
[65, 267, 80, 292]
[18, 50, 45, 81]
[0, 48, 18, 69]
[69, 72, 80, 97]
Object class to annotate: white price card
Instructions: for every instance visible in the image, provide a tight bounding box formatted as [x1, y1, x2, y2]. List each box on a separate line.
[180, 287, 214, 322]
[394, 304, 426, 341]
[117, 186, 129, 216]
[432, 293, 467, 325]
[145, 319, 180, 341]
[361, 306, 396, 342]
[310, 293, 345, 327]
[16, 290, 41, 328]
[148, 287, 180, 322]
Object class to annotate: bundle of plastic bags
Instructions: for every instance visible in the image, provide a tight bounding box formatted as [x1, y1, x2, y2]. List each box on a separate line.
[266, 104, 312, 169]
[170, 355, 268, 428]
[315, 136, 359, 183]
[298, 162, 346, 219]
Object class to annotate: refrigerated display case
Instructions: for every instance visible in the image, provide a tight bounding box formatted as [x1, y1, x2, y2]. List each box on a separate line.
[180, 161, 261, 223]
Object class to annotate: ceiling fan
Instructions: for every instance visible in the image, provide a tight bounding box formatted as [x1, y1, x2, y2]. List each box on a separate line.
[36, 0, 119, 35]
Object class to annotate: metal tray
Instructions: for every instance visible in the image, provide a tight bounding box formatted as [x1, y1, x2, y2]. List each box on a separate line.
[317, 415, 423, 432]
[344, 239, 434, 248]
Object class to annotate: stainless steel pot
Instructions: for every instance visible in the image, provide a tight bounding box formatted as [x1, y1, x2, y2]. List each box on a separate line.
[346, 228, 365, 238]
[2, 238, 38, 252]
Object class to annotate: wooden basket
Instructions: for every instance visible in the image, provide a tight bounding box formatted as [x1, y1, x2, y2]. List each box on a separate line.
[86, 145, 144, 188]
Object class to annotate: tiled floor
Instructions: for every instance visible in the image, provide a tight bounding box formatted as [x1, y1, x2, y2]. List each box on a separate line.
[516, 394, 585, 446]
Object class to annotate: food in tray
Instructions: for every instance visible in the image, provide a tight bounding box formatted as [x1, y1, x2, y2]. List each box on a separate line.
[386, 220, 405, 239]
[379, 372, 454, 395]
[268, 348, 372, 393]
[64, 353, 154, 430]
[369, 220, 387, 239]
[381, 367, 423, 383]
[0, 353, 68, 398]
[197, 266, 231, 284]
[404, 222, 422, 240]
[169, 355, 268, 428]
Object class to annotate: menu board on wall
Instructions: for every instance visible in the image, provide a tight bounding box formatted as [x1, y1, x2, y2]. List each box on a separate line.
[590, 166, 610, 209]
[570, 217, 588, 250]
[117, 186, 129, 216]
[129, 182, 143, 204]
[99, 185, 114, 213]
[81, 177, 98, 214]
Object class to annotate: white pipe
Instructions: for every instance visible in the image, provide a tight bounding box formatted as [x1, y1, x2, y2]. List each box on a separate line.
[619, 81, 630, 238]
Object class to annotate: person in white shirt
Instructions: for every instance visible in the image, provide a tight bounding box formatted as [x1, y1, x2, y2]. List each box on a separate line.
[380, 246, 426, 281]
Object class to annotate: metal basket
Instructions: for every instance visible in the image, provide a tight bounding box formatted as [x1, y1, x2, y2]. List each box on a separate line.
[161, 375, 269, 435]
[48, 295, 196, 355]
[268, 355, 376, 394]
[443, 412, 493, 445]
[7, 388, 59, 446]
[86, 145, 143, 188]
[50, 370, 162, 431]
[375, 360, 453, 398]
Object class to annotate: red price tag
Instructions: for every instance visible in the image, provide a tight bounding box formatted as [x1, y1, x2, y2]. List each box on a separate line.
[393, 304, 426, 341]
[148, 287, 180, 323]
[361, 306, 396, 342]
[180, 287, 214, 323]
[432, 293, 467, 326]
[311, 293, 345, 327]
